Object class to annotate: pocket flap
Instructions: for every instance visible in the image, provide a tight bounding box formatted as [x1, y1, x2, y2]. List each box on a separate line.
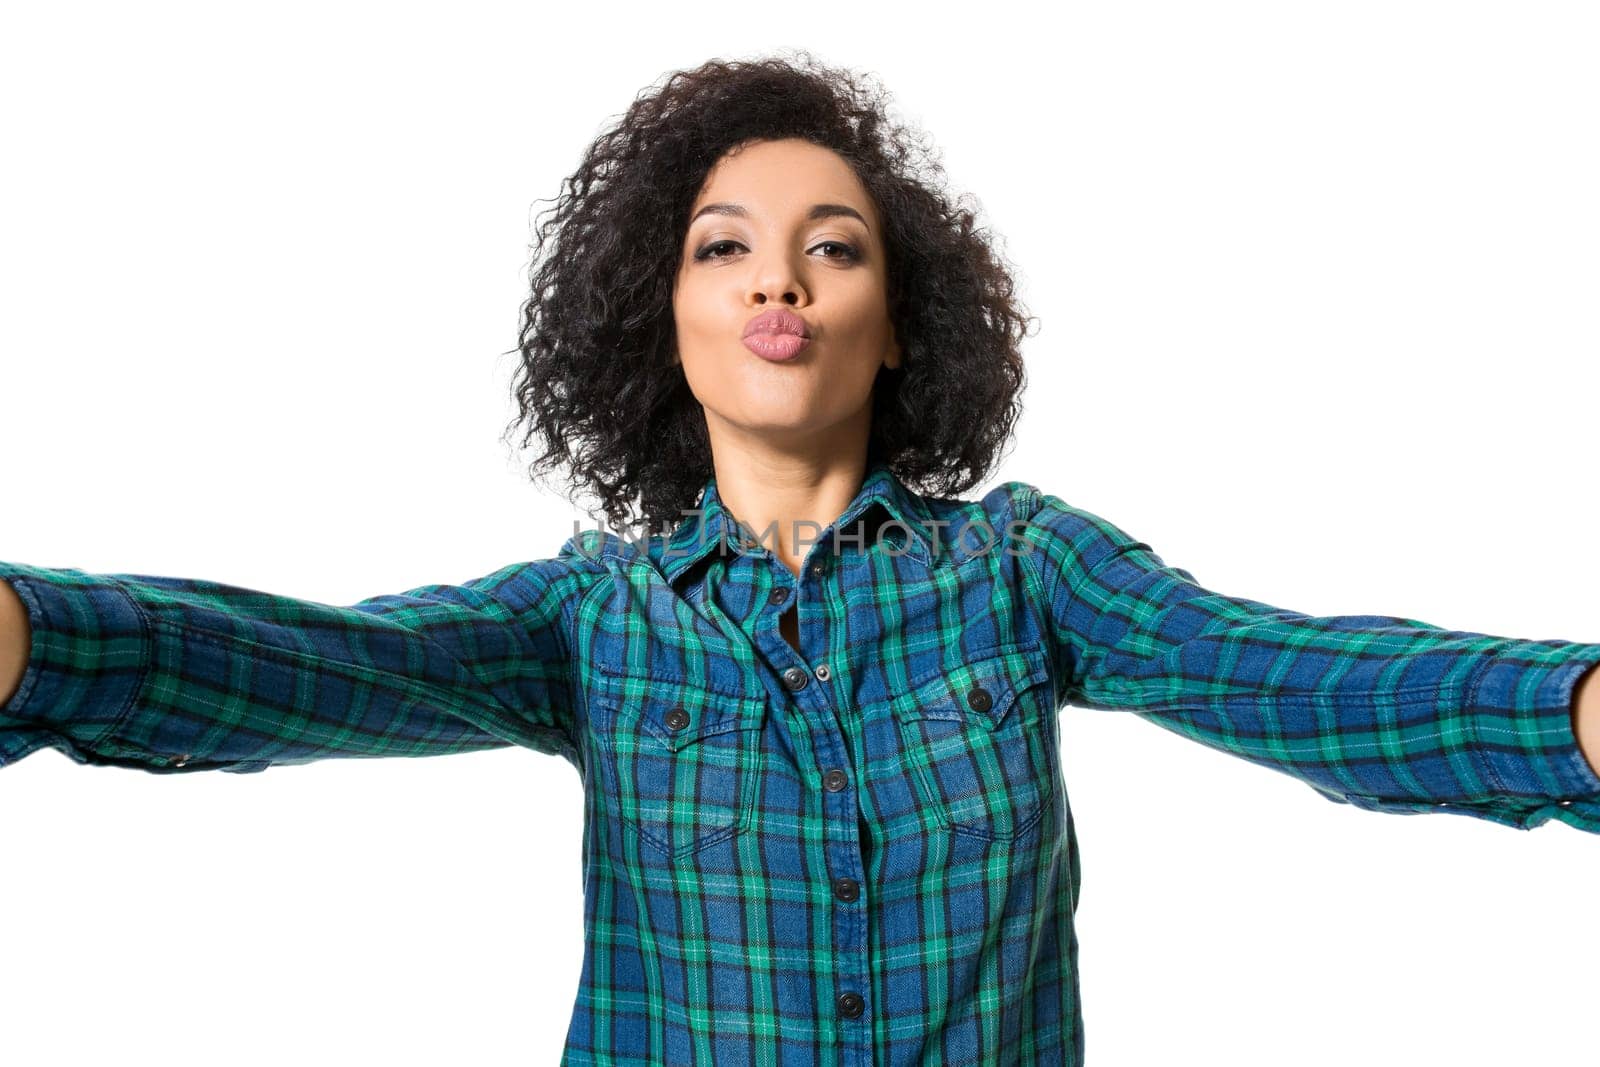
[890, 644, 1051, 730]
[594, 673, 768, 753]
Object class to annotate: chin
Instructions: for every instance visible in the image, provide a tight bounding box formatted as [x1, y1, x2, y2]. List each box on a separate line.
[713, 402, 831, 437]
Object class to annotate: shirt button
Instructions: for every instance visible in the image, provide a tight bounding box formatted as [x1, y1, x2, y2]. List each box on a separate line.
[809, 559, 826, 577]
[814, 664, 831, 682]
[966, 685, 992, 713]
[833, 877, 859, 903]
[837, 992, 865, 1019]
[664, 708, 690, 731]
[768, 588, 787, 606]
[823, 768, 848, 792]
[172, 753, 192, 767]
[782, 666, 809, 691]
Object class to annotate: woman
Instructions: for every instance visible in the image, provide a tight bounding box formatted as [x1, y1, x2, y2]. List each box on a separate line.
[3, 52, 1598, 1065]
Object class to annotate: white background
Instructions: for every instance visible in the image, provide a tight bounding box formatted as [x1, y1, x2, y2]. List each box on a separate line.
[2, 2, 1598, 1064]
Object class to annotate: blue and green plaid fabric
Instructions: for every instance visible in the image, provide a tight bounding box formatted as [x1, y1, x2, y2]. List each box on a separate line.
[5, 456, 1599, 1065]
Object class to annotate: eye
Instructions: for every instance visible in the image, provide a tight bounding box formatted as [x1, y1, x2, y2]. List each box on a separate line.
[694, 239, 744, 261]
[691, 239, 863, 263]
[812, 240, 861, 262]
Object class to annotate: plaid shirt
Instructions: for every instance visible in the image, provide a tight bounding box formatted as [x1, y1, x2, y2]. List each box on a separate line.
[4, 456, 1599, 1065]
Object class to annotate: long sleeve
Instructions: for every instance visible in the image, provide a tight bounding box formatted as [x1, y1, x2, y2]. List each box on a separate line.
[0, 551, 594, 775]
[1011, 483, 1600, 833]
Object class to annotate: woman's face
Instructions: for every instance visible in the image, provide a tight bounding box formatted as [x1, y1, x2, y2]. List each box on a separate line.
[672, 137, 900, 453]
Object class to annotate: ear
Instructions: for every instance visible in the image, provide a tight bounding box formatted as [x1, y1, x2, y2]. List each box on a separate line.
[883, 335, 903, 371]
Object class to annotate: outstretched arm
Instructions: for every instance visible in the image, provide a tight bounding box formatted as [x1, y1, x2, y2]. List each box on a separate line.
[0, 550, 596, 775]
[1009, 481, 1600, 832]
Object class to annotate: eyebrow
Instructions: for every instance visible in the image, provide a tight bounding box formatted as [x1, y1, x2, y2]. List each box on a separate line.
[688, 202, 871, 231]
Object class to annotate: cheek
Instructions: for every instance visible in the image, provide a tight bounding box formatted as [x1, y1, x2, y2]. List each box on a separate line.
[832, 282, 895, 346]
[672, 266, 709, 317]
[672, 279, 737, 354]
[669, 283, 696, 336]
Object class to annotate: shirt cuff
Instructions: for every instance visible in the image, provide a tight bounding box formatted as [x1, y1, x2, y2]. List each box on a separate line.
[0, 563, 150, 760]
[1468, 639, 1600, 800]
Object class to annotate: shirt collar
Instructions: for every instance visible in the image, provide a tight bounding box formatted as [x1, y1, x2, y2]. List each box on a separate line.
[661, 457, 937, 587]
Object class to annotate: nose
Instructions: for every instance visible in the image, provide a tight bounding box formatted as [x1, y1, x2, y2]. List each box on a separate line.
[747, 250, 808, 307]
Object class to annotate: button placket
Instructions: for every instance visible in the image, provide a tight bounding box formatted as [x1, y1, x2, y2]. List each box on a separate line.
[780, 543, 868, 1031]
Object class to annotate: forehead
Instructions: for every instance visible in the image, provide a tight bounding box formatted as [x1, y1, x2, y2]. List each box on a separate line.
[690, 138, 874, 221]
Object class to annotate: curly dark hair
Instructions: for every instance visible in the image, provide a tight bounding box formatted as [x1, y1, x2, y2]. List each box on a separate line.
[500, 49, 1038, 536]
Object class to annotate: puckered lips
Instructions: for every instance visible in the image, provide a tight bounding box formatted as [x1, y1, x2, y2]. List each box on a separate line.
[742, 308, 814, 362]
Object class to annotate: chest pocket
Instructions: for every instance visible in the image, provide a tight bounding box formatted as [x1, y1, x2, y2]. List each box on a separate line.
[892, 644, 1056, 842]
[590, 674, 769, 862]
